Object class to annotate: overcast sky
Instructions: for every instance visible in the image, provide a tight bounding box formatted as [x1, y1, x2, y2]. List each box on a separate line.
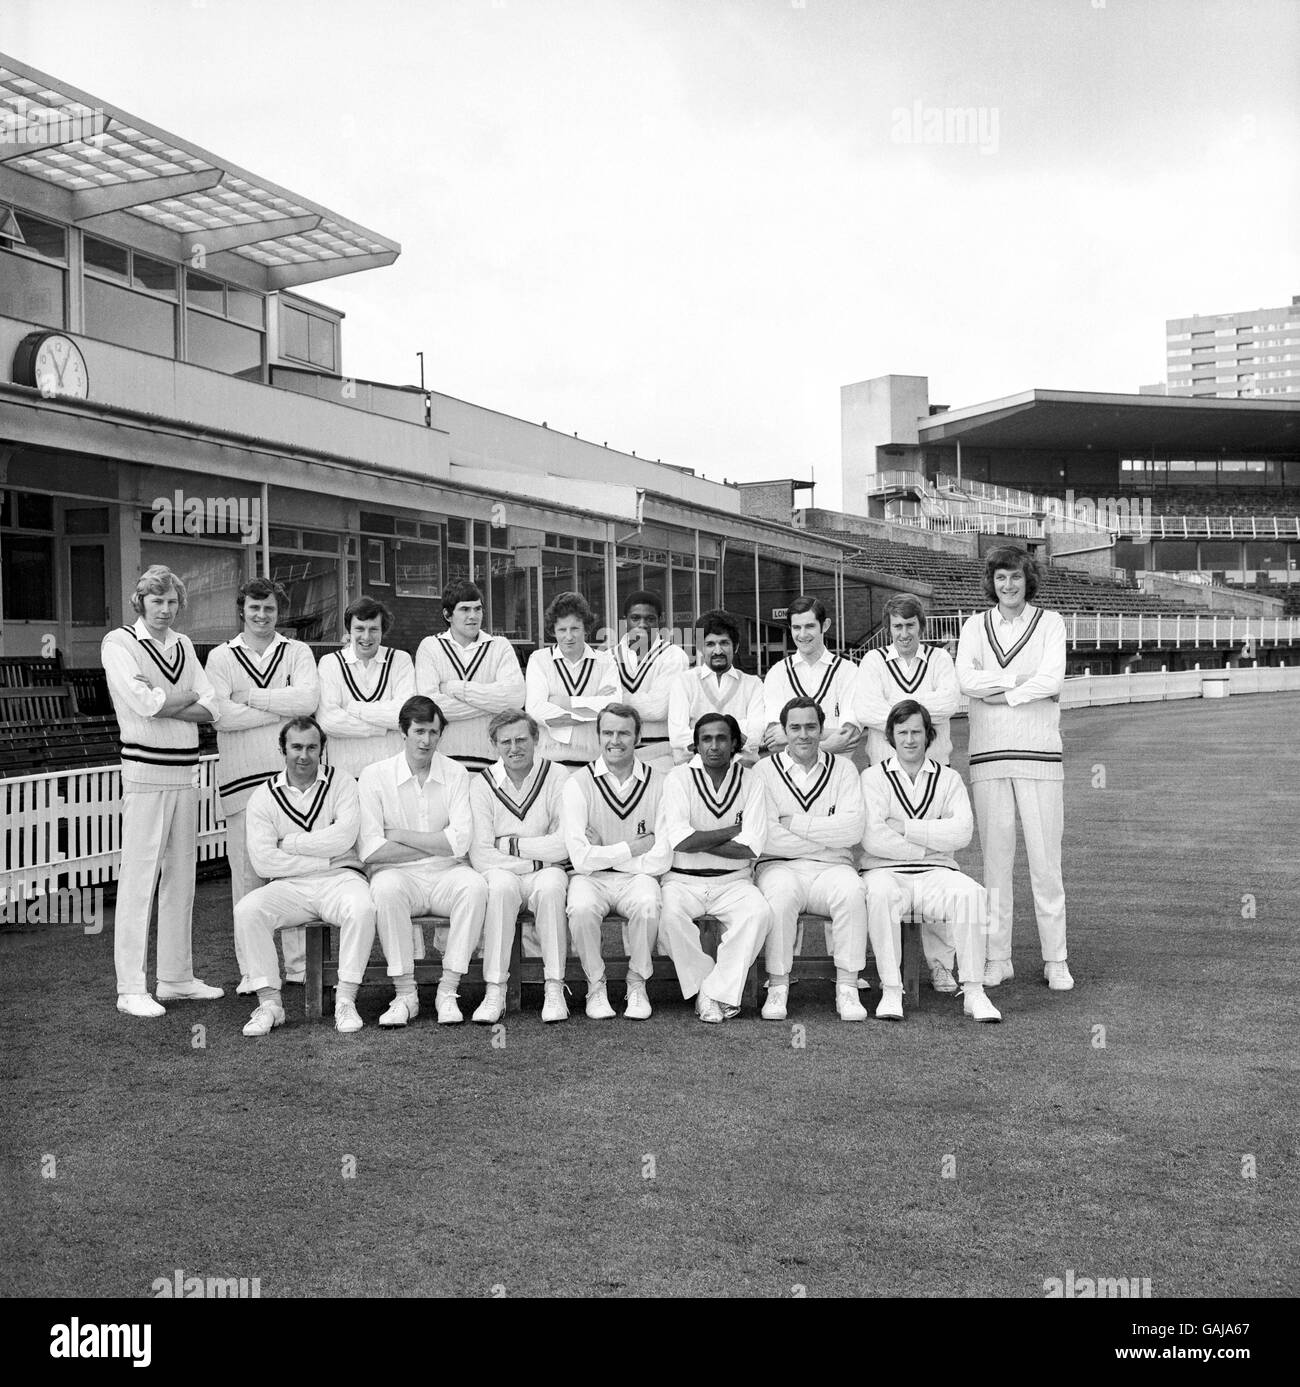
[3, 0, 1297, 508]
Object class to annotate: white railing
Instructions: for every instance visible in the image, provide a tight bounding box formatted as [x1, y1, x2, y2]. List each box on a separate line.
[1114, 515, 1300, 538]
[888, 513, 1045, 538]
[934, 473, 1045, 512]
[2, 755, 227, 904]
[867, 469, 927, 494]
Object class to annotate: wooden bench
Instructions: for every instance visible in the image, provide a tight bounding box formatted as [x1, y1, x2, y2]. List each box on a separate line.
[0, 683, 76, 724]
[0, 717, 121, 777]
[302, 911, 922, 1019]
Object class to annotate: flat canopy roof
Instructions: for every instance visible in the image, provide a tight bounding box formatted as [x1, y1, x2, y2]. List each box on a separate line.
[0, 53, 399, 289]
[917, 389, 1300, 456]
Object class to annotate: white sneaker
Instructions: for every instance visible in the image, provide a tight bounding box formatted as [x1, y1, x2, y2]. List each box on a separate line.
[835, 983, 869, 1021]
[928, 962, 958, 994]
[236, 977, 256, 996]
[984, 960, 1015, 987]
[473, 983, 506, 1024]
[623, 981, 652, 1020]
[542, 980, 569, 1023]
[242, 1001, 286, 1037]
[584, 982, 615, 1020]
[1044, 960, 1075, 991]
[696, 992, 724, 1024]
[435, 989, 463, 1025]
[156, 978, 224, 1001]
[334, 999, 364, 1033]
[963, 985, 1002, 1023]
[761, 982, 789, 1020]
[379, 995, 418, 1027]
[875, 986, 904, 1021]
[117, 993, 165, 1018]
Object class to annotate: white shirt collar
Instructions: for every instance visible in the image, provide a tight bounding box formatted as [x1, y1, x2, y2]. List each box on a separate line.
[396, 752, 449, 787]
[592, 755, 648, 785]
[274, 767, 329, 791]
[232, 631, 285, 653]
[994, 604, 1034, 633]
[341, 642, 386, 666]
[886, 642, 927, 665]
[443, 629, 491, 649]
[777, 749, 827, 776]
[133, 616, 180, 649]
[489, 758, 546, 792]
[551, 643, 598, 664]
[883, 753, 939, 782]
[695, 663, 741, 683]
[791, 647, 833, 668]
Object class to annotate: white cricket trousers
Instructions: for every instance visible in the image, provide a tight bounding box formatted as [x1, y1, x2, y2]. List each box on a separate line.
[226, 807, 306, 979]
[370, 862, 488, 977]
[114, 784, 198, 996]
[481, 867, 568, 984]
[972, 777, 1067, 964]
[234, 870, 376, 990]
[567, 872, 660, 984]
[755, 859, 868, 979]
[658, 873, 772, 1008]
[863, 867, 986, 986]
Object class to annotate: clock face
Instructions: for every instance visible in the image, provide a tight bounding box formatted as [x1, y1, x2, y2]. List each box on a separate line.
[13, 332, 89, 399]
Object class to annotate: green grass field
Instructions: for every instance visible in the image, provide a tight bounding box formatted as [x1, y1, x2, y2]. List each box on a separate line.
[3, 694, 1297, 1299]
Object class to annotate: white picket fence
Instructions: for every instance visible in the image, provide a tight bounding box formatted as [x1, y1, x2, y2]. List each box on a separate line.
[4, 660, 1300, 903]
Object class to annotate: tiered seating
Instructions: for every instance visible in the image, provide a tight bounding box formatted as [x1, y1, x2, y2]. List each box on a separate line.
[1229, 581, 1300, 615]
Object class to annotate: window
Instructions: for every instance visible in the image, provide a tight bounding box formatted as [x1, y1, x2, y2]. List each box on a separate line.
[186, 310, 262, 379]
[135, 255, 176, 297]
[84, 236, 128, 279]
[85, 276, 176, 356]
[185, 272, 224, 313]
[395, 539, 442, 598]
[0, 212, 67, 328]
[280, 303, 337, 371]
[367, 539, 388, 585]
[2, 535, 55, 619]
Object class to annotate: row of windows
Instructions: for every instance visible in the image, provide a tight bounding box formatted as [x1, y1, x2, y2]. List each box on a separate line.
[0, 209, 337, 378]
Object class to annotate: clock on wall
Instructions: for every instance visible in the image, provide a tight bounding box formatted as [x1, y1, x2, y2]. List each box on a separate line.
[12, 331, 89, 399]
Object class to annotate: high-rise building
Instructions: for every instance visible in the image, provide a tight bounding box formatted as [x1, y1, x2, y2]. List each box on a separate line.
[1164, 296, 1300, 399]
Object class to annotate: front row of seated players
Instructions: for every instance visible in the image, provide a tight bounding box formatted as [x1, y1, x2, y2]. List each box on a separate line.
[235, 694, 1001, 1035]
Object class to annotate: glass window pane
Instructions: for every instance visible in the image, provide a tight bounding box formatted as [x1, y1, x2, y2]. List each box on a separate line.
[489, 553, 530, 641]
[446, 518, 467, 544]
[85, 277, 175, 356]
[395, 540, 442, 598]
[227, 288, 263, 327]
[270, 551, 339, 643]
[137, 540, 243, 644]
[69, 545, 106, 624]
[280, 305, 308, 360]
[473, 521, 488, 548]
[84, 234, 128, 279]
[65, 507, 109, 535]
[135, 254, 177, 298]
[13, 493, 56, 529]
[307, 314, 335, 370]
[186, 272, 224, 313]
[15, 213, 65, 261]
[2, 535, 55, 619]
[0, 248, 64, 327]
[300, 531, 338, 553]
[186, 309, 263, 380]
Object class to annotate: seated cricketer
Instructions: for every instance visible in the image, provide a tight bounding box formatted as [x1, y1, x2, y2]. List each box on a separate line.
[752, 697, 871, 1022]
[235, 716, 377, 1037]
[859, 699, 1001, 1024]
[358, 695, 488, 1028]
[469, 710, 571, 1024]
[561, 703, 672, 1020]
[657, 712, 773, 1023]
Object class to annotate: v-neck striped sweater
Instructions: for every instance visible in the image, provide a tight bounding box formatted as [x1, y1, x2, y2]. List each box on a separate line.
[101, 625, 206, 788]
[956, 606, 1066, 783]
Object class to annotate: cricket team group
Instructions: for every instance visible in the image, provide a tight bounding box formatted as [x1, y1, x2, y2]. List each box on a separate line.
[103, 543, 1072, 1035]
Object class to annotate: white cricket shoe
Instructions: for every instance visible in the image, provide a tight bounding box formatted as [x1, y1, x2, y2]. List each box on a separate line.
[117, 993, 165, 1019]
[242, 1002, 286, 1037]
[584, 982, 616, 1020]
[1044, 961, 1075, 990]
[157, 979, 224, 1001]
[761, 982, 789, 1020]
[928, 962, 958, 994]
[835, 983, 869, 1022]
[473, 983, 506, 1024]
[379, 995, 419, 1027]
[435, 988, 464, 1025]
[542, 980, 569, 1023]
[696, 992, 724, 1024]
[334, 999, 364, 1033]
[875, 986, 904, 1022]
[963, 985, 1002, 1023]
[623, 981, 652, 1020]
[983, 960, 1015, 987]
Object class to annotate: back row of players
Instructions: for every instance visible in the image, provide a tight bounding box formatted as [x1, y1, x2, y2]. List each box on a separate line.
[103, 546, 1071, 1030]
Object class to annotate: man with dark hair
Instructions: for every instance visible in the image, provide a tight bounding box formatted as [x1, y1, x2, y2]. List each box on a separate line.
[317, 597, 415, 778]
[762, 595, 860, 757]
[562, 703, 671, 1019]
[358, 695, 487, 1027]
[956, 545, 1072, 991]
[525, 590, 619, 768]
[612, 589, 689, 768]
[752, 696, 870, 1022]
[469, 709, 571, 1023]
[236, 716, 376, 1037]
[859, 700, 1001, 1023]
[667, 610, 765, 766]
[853, 593, 960, 767]
[101, 565, 223, 1017]
[416, 579, 525, 775]
[207, 576, 320, 992]
[657, 712, 773, 1022]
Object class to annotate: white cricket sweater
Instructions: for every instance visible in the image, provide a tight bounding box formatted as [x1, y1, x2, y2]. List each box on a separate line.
[752, 751, 866, 868]
[852, 642, 961, 766]
[207, 634, 320, 813]
[612, 637, 690, 748]
[414, 631, 525, 772]
[561, 757, 671, 876]
[468, 759, 570, 876]
[245, 765, 364, 880]
[859, 757, 974, 873]
[525, 644, 619, 765]
[956, 606, 1066, 783]
[316, 645, 415, 779]
[101, 623, 214, 788]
